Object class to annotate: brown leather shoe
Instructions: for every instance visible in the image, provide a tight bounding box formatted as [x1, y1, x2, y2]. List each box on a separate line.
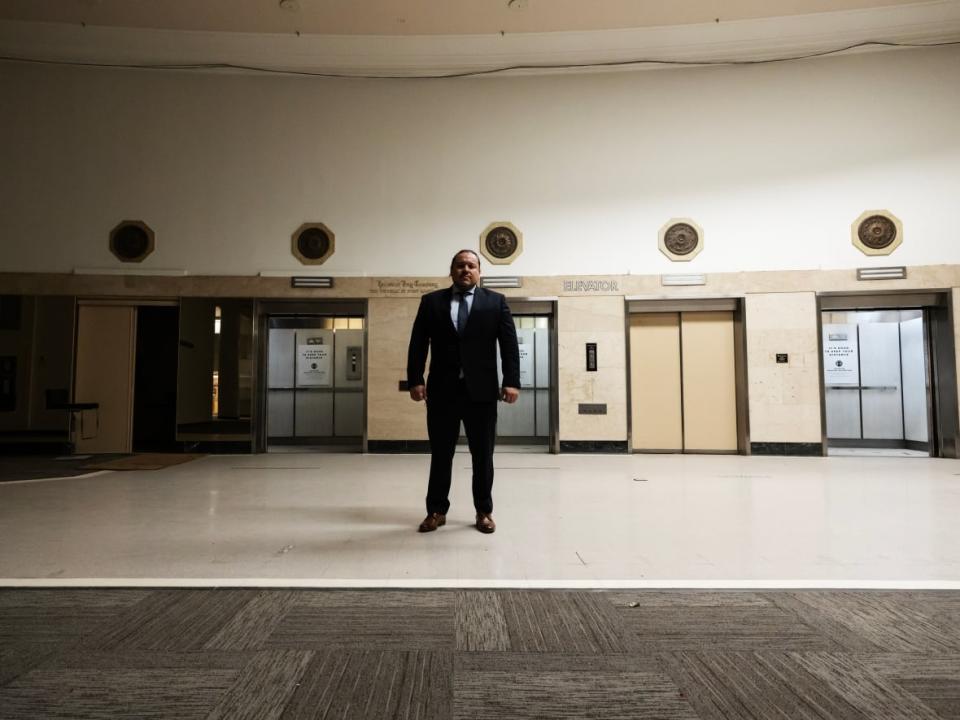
[475, 513, 496, 534]
[418, 512, 446, 533]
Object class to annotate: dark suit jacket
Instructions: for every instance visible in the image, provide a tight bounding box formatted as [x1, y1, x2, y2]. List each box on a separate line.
[407, 286, 521, 402]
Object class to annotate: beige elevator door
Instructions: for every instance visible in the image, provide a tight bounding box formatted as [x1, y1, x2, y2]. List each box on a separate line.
[75, 305, 136, 454]
[681, 311, 737, 452]
[629, 313, 683, 451]
[630, 310, 737, 453]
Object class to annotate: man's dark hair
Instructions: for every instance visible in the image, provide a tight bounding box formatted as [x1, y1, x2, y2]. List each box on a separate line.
[450, 249, 481, 272]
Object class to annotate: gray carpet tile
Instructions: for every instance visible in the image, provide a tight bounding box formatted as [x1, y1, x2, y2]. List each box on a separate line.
[265, 605, 454, 650]
[791, 652, 943, 719]
[88, 589, 259, 652]
[0, 589, 151, 609]
[605, 590, 773, 608]
[0, 606, 121, 645]
[0, 644, 61, 688]
[0, 668, 239, 720]
[205, 650, 314, 720]
[857, 653, 960, 681]
[894, 680, 960, 720]
[455, 590, 510, 651]
[455, 651, 665, 673]
[44, 650, 252, 672]
[619, 604, 840, 653]
[279, 649, 452, 720]
[454, 669, 699, 720]
[1, 589, 959, 719]
[289, 590, 454, 608]
[661, 651, 876, 720]
[204, 590, 299, 651]
[786, 591, 960, 653]
[766, 593, 887, 652]
[498, 591, 635, 653]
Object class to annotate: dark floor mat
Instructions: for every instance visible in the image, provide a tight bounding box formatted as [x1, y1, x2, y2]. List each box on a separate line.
[0, 454, 129, 482]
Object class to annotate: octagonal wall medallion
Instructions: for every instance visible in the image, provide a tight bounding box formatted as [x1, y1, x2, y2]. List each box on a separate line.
[479, 221, 523, 265]
[852, 210, 902, 256]
[658, 218, 703, 262]
[292, 222, 335, 265]
[109, 220, 155, 263]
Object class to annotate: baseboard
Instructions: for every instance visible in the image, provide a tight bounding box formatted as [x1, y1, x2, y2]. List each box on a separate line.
[750, 442, 823, 456]
[367, 440, 431, 453]
[559, 440, 628, 454]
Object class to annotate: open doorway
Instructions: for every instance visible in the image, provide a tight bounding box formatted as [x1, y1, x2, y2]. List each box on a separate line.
[822, 309, 929, 456]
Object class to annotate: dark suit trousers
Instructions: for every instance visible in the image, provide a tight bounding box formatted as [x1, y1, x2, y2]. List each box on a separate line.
[426, 378, 497, 516]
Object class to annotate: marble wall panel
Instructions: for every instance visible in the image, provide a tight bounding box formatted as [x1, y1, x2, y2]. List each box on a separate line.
[557, 296, 627, 442]
[366, 298, 427, 441]
[745, 292, 822, 443]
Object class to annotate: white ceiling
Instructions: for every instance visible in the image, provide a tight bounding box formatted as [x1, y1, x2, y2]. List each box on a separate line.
[1, 0, 958, 77]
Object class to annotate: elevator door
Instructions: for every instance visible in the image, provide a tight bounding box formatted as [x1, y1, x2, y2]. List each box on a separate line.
[266, 316, 364, 449]
[629, 311, 737, 453]
[495, 315, 552, 445]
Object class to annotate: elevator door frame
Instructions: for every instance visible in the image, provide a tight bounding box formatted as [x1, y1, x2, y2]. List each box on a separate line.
[625, 297, 749, 455]
[817, 291, 959, 458]
[254, 300, 368, 454]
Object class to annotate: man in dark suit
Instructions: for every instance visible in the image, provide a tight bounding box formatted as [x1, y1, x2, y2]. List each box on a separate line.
[407, 249, 520, 534]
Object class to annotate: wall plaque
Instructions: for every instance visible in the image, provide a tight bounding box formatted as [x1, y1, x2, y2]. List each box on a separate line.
[658, 218, 704, 262]
[292, 222, 335, 265]
[480, 221, 523, 265]
[109, 220, 155, 263]
[852, 210, 902, 256]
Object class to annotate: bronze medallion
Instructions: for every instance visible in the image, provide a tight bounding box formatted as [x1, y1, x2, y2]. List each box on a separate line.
[485, 226, 518, 259]
[664, 222, 699, 256]
[857, 215, 897, 250]
[297, 227, 331, 260]
[112, 224, 150, 260]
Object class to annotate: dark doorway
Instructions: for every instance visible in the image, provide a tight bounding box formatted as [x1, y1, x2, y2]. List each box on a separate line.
[133, 306, 180, 452]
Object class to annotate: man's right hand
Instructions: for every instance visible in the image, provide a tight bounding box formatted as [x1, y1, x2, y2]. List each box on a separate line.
[409, 385, 427, 402]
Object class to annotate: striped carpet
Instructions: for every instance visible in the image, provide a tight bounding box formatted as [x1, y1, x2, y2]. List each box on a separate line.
[1, 589, 958, 718]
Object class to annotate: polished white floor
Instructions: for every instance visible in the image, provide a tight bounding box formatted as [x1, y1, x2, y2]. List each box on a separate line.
[2, 452, 960, 588]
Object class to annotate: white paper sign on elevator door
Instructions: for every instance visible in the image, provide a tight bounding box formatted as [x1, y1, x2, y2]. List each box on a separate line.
[822, 324, 859, 385]
[297, 339, 332, 387]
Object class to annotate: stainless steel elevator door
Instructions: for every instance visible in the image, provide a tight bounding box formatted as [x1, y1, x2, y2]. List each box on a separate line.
[859, 323, 903, 440]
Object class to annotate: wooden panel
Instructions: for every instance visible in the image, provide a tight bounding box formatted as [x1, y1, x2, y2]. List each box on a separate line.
[629, 313, 682, 451]
[681, 311, 737, 452]
[75, 305, 136, 453]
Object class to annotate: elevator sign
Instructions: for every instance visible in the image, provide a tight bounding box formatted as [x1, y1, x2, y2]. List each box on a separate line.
[297, 340, 332, 387]
[518, 343, 534, 387]
[822, 324, 859, 385]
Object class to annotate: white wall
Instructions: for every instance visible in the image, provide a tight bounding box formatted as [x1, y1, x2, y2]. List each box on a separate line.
[1, 45, 958, 277]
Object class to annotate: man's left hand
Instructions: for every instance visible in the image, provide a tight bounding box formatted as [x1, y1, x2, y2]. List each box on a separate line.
[501, 387, 520, 404]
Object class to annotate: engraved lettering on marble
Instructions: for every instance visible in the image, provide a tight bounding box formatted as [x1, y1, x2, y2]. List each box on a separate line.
[369, 279, 443, 296]
[562, 280, 620, 292]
